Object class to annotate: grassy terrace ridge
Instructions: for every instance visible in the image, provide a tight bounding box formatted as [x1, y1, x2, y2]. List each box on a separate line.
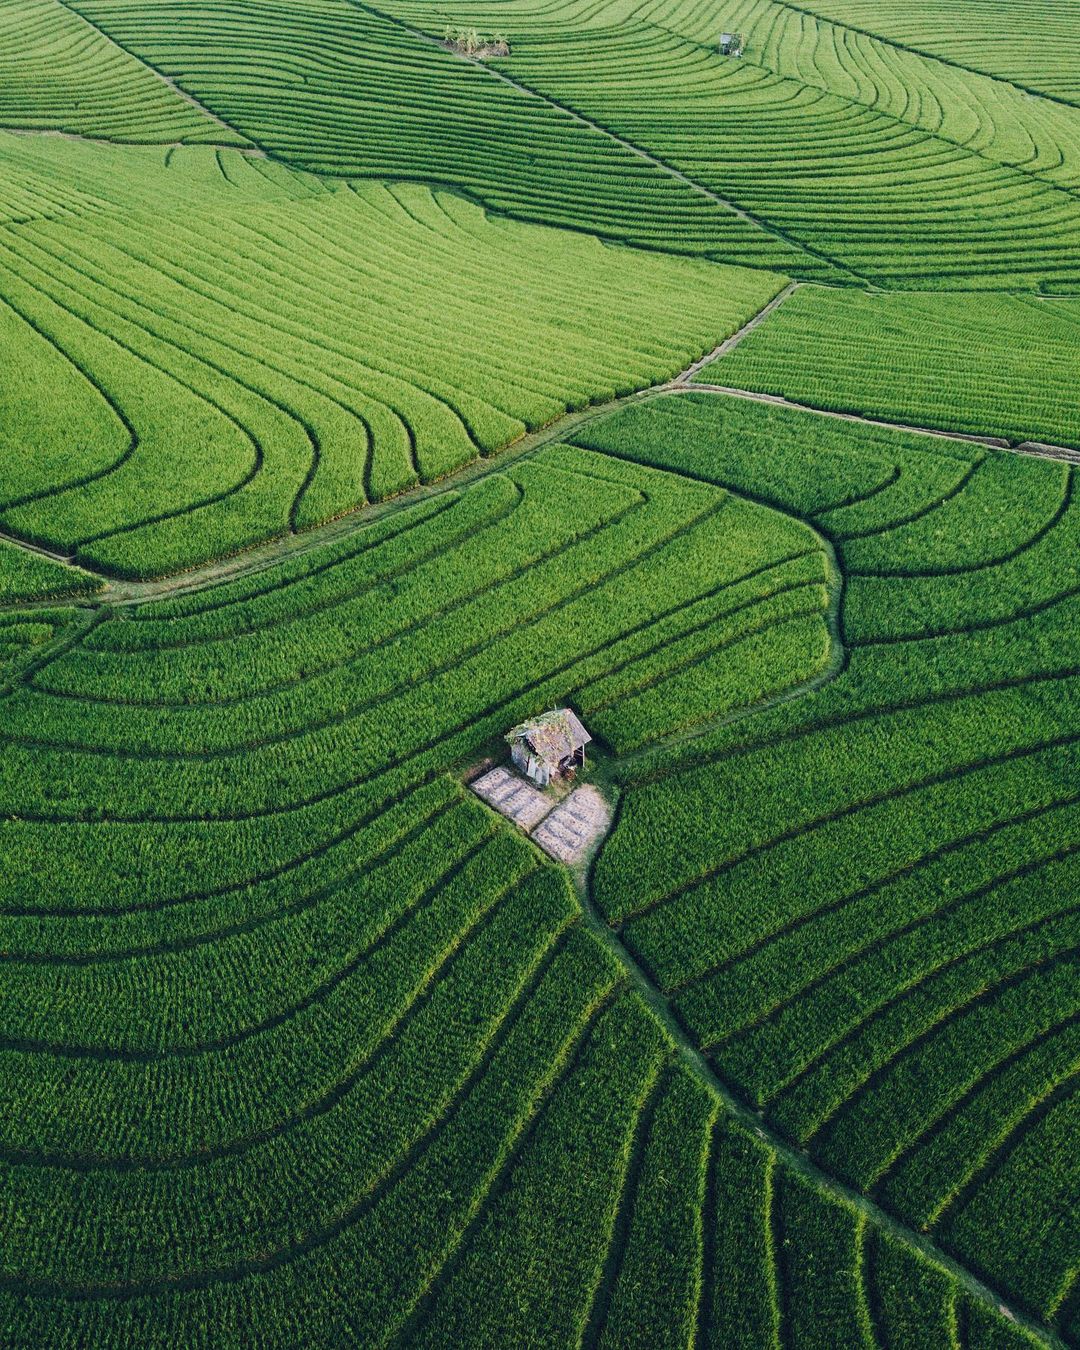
[0, 0, 1077, 1344]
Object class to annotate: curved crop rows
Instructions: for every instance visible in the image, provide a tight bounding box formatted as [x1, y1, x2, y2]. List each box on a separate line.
[0, 0, 238, 143]
[63, 0, 815, 272]
[0, 148, 783, 576]
[785, 0, 1080, 107]
[0, 0, 1075, 1340]
[0, 439, 1026, 1345]
[586, 393, 1080, 1339]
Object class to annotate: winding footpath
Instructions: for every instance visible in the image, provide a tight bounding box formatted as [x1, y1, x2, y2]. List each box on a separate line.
[3, 280, 1077, 609]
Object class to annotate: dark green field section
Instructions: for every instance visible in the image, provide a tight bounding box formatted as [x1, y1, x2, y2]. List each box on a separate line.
[0, 409, 1065, 1346]
[581, 394, 1080, 1338]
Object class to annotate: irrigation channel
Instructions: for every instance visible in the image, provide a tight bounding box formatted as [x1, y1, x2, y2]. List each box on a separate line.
[0, 291, 1073, 1348]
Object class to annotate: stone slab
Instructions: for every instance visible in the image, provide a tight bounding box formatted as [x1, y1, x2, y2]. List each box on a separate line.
[470, 766, 554, 832]
[531, 785, 613, 866]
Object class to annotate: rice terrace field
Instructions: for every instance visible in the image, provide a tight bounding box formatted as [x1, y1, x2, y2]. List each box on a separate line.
[1, 0, 1079, 1345]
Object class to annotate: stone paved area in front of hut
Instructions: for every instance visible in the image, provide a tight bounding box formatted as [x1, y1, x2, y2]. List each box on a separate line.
[470, 765, 553, 831]
[532, 786, 612, 865]
[470, 767, 612, 867]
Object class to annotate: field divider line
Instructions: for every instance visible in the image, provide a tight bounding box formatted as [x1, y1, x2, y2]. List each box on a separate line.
[770, 0, 1080, 118]
[673, 282, 800, 381]
[342, 0, 865, 284]
[642, 12, 1080, 211]
[53, 0, 250, 145]
[667, 786, 1080, 1000]
[0, 607, 105, 700]
[0, 830, 501, 1067]
[0, 282, 1051, 608]
[0, 127, 265, 156]
[784, 937, 1080, 1148]
[576, 844, 1070, 1349]
[890, 1033, 1080, 1233]
[684, 384, 1080, 464]
[0, 925, 578, 1296]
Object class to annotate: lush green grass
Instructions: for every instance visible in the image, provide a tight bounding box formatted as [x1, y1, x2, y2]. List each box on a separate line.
[0, 146, 783, 577]
[0, 0, 1076, 1342]
[0, 536, 99, 605]
[786, 0, 1080, 107]
[0, 0, 241, 143]
[587, 393, 1080, 1334]
[64, 0, 813, 272]
[0, 426, 1037, 1345]
[713, 286, 1080, 447]
[60, 0, 1080, 289]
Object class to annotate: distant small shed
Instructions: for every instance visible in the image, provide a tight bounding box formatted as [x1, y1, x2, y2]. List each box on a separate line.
[719, 31, 744, 55]
[506, 709, 591, 788]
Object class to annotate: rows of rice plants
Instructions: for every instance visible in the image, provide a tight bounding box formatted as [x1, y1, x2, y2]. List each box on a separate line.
[0, 147, 784, 576]
[30, 0, 1080, 292]
[0, 0, 239, 142]
[713, 285, 1080, 447]
[0, 435, 1031, 1345]
[787, 0, 1080, 107]
[497, 23, 1080, 290]
[586, 393, 1080, 1338]
[0, 537, 98, 604]
[647, 0, 1080, 192]
[63, 0, 816, 272]
[382, 0, 1080, 195]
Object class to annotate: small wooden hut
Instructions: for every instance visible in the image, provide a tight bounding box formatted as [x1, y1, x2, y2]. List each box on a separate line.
[506, 709, 591, 788]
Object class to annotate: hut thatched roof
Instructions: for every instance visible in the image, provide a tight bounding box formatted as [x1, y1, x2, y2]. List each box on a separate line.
[506, 709, 590, 769]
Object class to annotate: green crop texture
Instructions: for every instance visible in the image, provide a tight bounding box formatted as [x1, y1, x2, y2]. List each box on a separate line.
[586, 394, 1080, 1340]
[712, 286, 1080, 448]
[0, 446, 1015, 1345]
[0, 0, 1076, 1342]
[0, 139, 783, 578]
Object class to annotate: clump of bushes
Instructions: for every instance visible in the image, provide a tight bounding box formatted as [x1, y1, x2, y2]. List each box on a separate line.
[442, 27, 510, 58]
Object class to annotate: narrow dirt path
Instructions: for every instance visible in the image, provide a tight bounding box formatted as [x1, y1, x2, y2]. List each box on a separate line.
[0, 278, 1076, 607]
[685, 382, 1080, 464]
[674, 281, 800, 380]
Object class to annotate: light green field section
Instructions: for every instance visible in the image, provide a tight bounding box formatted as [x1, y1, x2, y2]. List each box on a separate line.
[785, 0, 1080, 107]
[0, 536, 99, 603]
[0, 0, 1075, 1344]
[51, 0, 1078, 290]
[384, 0, 1080, 194]
[0, 138, 785, 577]
[61, 0, 816, 273]
[0, 0, 242, 142]
[713, 286, 1080, 448]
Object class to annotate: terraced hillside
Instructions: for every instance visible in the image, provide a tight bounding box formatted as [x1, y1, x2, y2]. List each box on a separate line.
[0, 435, 1065, 1346]
[584, 394, 1080, 1339]
[0, 137, 782, 576]
[0, 0, 1077, 1343]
